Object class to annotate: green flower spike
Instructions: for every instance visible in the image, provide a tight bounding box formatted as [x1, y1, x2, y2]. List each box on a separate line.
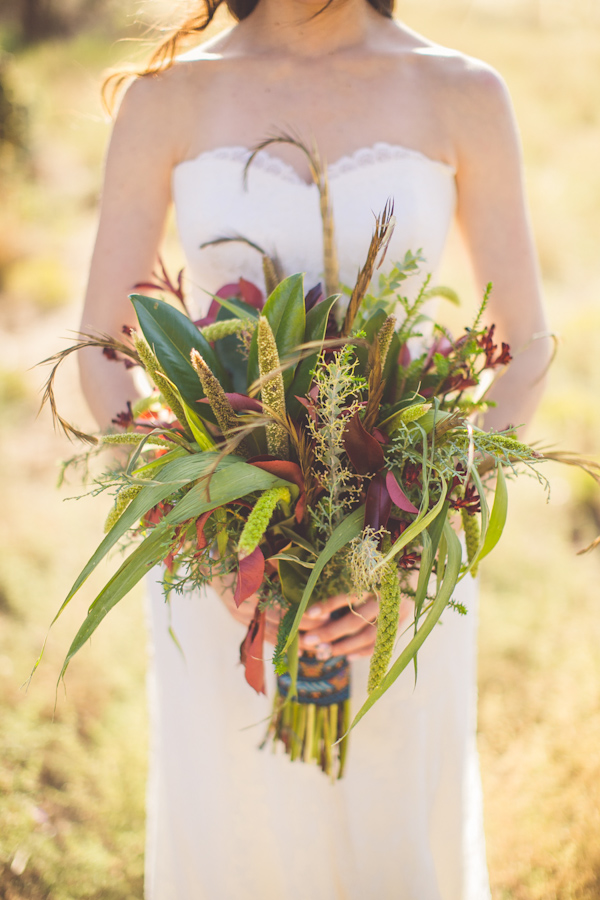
[398, 402, 432, 424]
[461, 508, 481, 577]
[257, 315, 289, 460]
[190, 349, 251, 457]
[199, 318, 254, 342]
[102, 433, 173, 448]
[104, 484, 142, 534]
[367, 538, 402, 694]
[377, 315, 397, 369]
[133, 334, 190, 434]
[238, 486, 291, 559]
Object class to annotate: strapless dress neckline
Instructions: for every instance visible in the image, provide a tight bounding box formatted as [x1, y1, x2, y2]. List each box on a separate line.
[173, 141, 456, 186]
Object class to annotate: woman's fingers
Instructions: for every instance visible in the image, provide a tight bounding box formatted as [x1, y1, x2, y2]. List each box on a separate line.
[298, 597, 378, 652]
[302, 592, 370, 623]
[330, 625, 377, 659]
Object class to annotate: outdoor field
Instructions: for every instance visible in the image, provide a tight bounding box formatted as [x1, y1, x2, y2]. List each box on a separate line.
[0, 1, 599, 897]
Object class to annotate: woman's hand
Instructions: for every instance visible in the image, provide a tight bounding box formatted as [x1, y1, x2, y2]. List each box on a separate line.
[212, 578, 414, 661]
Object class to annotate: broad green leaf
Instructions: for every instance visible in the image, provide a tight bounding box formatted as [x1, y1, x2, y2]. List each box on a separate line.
[132, 446, 189, 478]
[131, 294, 230, 409]
[55, 453, 234, 619]
[278, 558, 309, 605]
[60, 525, 173, 678]
[210, 305, 253, 393]
[474, 464, 508, 563]
[181, 400, 216, 450]
[247, 274, 306, 389]
[348, 519, 462, 731]
[162, 460, 296, 524]
[283, 506, 365, 651]
[286, 293, 339, 417]
[56, 459, 297, 672]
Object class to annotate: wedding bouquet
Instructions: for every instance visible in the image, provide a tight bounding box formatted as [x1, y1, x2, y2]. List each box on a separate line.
[39, 137, 599, 778]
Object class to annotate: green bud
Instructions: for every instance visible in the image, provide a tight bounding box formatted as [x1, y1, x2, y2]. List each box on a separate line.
[238, 486, 291, 558]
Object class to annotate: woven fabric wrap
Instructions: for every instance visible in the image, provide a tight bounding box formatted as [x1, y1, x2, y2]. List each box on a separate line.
[277, 654, 351, 706]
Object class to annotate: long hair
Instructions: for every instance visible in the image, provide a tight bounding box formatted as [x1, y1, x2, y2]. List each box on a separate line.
[102, 0, 395, 112]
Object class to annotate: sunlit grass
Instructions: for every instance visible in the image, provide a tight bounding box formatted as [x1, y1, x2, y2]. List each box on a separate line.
[1, 4, 599, 897]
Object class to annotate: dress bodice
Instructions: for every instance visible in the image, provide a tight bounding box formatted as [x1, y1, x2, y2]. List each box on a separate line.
[171, 142, 456, 317]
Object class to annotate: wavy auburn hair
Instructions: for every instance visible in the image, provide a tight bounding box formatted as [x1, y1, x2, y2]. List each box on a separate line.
[103, 0, 395, 111]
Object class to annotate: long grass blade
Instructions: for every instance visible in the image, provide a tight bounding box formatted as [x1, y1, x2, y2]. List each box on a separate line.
[347, 520, 462, 732]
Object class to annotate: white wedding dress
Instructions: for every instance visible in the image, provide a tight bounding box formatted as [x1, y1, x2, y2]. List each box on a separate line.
[145, 143, 491, 900]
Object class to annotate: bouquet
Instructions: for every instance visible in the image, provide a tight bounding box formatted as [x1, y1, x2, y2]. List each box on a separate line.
[39, 137, 600, 778]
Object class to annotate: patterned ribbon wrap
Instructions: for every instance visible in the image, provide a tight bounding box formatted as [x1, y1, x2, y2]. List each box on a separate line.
[277, 653, 351, 707]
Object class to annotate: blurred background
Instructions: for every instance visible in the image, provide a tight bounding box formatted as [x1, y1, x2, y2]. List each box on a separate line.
[0, 1, 599, 897]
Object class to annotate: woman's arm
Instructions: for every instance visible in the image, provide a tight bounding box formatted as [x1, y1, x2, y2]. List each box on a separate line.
[452, 64, 553, 433]
[79, 76, 182, 429]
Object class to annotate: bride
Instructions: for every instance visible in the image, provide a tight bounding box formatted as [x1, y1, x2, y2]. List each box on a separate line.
[79, 1, 550, 897]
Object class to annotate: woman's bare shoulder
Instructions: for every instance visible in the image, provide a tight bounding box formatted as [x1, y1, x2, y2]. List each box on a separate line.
[113, 53, 225, 164]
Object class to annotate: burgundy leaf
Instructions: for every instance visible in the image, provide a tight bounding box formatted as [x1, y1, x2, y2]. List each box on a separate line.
[423, 333, 454, 372]
[294, 395, 317, 422]
[304, 282, 324, 312]
[372, 427, 389, 445]
[239, 605, 266, 695]
[398, 343, 411, 368]
[364, 474, 392, 532]
[385, 471, 419, 515]
[234, 546, 265, 607]
[224, 393, 263, 413]
[343, 411, 385, 475]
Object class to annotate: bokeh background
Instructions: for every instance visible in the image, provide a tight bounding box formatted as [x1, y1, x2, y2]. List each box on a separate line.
[1, 1, 599, 897]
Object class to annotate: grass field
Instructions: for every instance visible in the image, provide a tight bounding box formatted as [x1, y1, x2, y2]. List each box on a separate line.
[1, 3, 599, 897]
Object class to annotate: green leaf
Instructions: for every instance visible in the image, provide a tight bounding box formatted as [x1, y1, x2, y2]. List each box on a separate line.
[54, 453, 235, 620]
[376, 479, 448, 571]
[286, 294, 339, 417]
[348, 519, 462, 732]
[132, 446, 189, 478]
[162, 460, 296, 524]
[181, 400, 216, 450]
[247, 274, 306, 389]
[60, 525, 173, 678]
[210, 305, 254, 393]
[56, 458, 298, 674]
[278, 558, 309, 604]
[130, 294, 230, 410]
[210, 293, 260, 320]
[283, 506, 365, 651]
[475, 464, 508, 563]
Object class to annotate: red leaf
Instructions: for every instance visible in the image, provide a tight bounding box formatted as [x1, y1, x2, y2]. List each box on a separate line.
[249, 458, 306, 524]
[240, 605, 266, 695]
[364, 474, 392, 532]
[194, 279, 263, 328]
[234, 546, 265, 607]
[343, 411, 385, 475]
[238, 277, 264, 310]
[196, 510, 214, 550]
[385, 471, 419, 515]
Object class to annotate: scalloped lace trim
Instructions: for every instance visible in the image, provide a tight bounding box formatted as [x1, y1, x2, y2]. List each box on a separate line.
[175, 142, 456, 183]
